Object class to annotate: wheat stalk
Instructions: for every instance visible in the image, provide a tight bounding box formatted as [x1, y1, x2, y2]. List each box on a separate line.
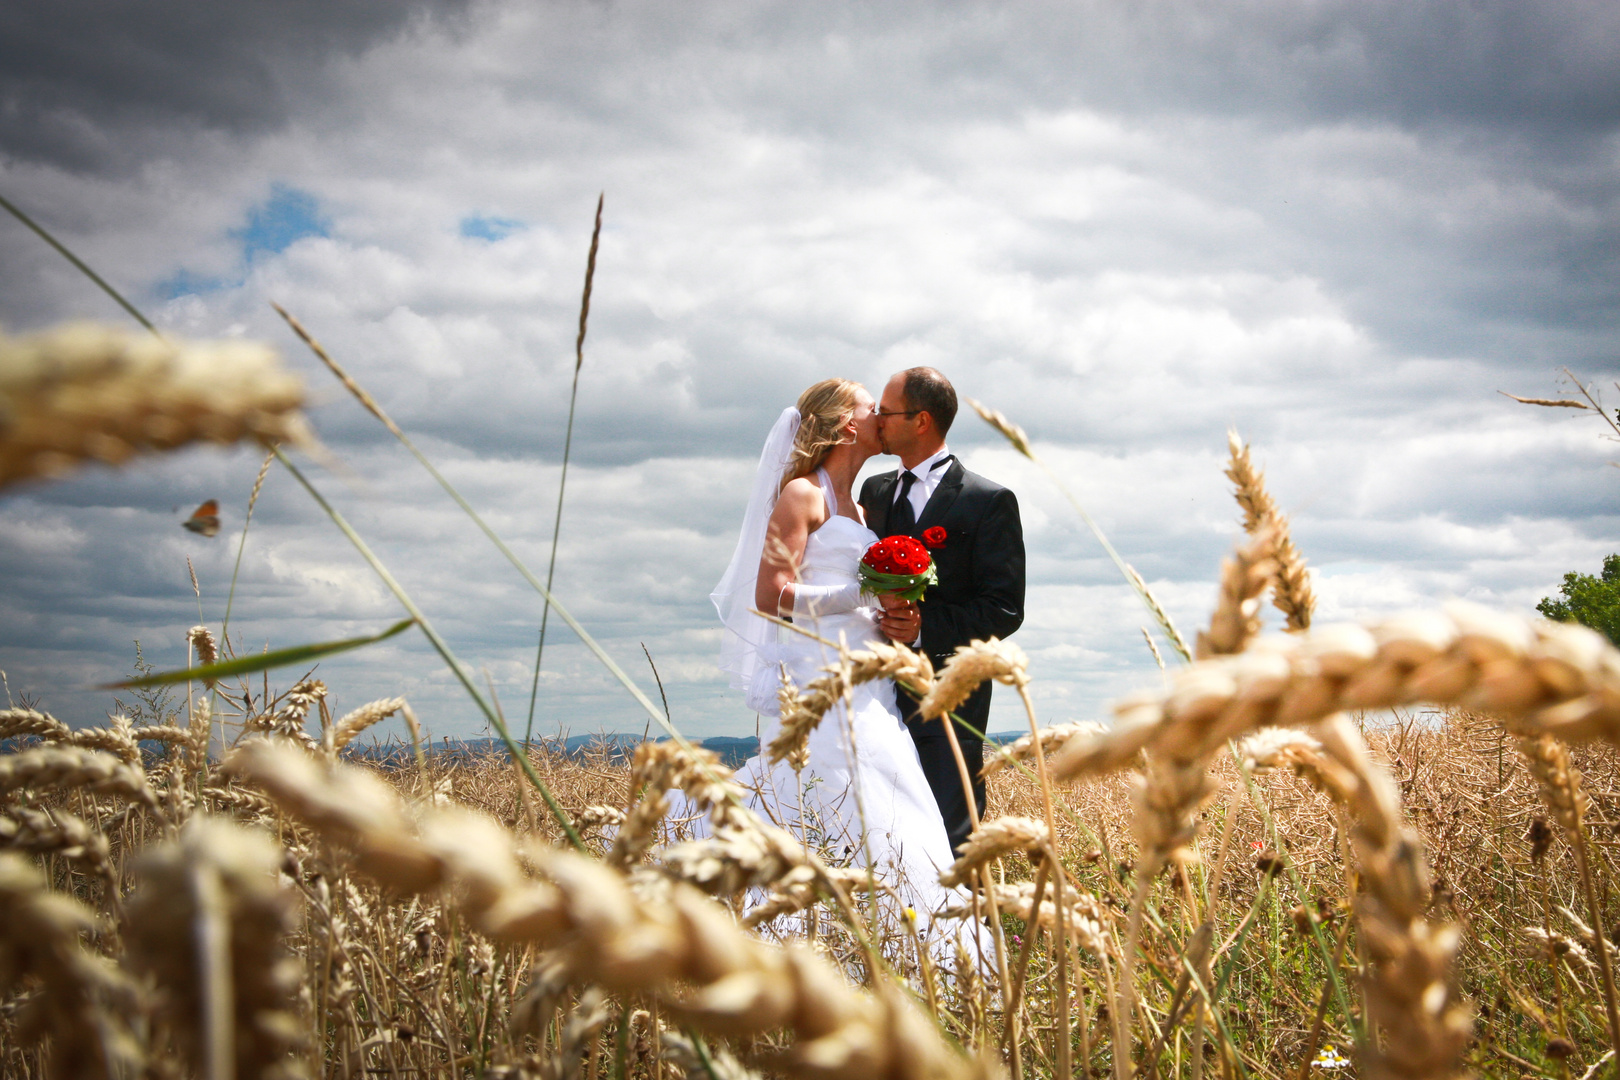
[768, 641, 935, 768]
[324, 696, 407, 756]
[0, 322, 314, 491]
[0, 746, 158, 810]
[0, 807, 110, 876]
[0, 708, 71, 742]
[916, 638, 1028, 722]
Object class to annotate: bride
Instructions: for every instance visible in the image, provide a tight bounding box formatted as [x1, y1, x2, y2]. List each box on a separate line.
[711, 378, 961, 922]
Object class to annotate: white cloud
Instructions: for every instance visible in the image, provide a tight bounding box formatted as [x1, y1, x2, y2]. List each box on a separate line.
[2, 0, 1617, 740]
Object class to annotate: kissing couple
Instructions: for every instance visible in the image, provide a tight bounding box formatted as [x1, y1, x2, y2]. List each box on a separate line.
[712, 367, 1026, 923]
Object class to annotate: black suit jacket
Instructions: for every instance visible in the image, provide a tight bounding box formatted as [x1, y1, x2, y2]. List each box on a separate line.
[859, 458, 1025, 740]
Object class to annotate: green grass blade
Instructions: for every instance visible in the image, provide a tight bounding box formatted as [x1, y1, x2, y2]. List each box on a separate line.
[0, 191, 161, 337]
[271, 448, 586, 851]
[104, 618, 415, 688]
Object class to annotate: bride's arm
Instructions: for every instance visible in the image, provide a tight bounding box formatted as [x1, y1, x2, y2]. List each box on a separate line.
[754, 479, 821, 616]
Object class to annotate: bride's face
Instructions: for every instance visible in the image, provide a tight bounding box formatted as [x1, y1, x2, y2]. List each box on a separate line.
[850, 387, 880, 453]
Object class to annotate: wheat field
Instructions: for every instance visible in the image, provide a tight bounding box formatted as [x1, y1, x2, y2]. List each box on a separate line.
[6, 320, 1620, 1080]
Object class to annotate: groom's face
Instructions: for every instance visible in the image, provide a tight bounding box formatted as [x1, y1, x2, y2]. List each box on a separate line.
[878, 374, 919, 458]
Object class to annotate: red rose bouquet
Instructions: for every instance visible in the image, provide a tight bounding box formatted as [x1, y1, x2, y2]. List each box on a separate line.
[858, 534, 939, 602]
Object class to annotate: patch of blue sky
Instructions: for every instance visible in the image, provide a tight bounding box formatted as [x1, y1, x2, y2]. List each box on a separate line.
[159, 184, 329, 299]
[460, 214, 524, 241]
[230, 183, 329, 261]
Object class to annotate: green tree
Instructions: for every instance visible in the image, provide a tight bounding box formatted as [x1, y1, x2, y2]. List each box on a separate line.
[1537, 554, 1620, 648]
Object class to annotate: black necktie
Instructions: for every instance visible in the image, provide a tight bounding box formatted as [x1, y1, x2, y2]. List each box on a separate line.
[891, 470, 918, 536]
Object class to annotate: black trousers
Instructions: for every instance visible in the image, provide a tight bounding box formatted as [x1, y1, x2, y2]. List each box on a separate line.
[899, 683, 991, 856]
[912, 729, 987, 856]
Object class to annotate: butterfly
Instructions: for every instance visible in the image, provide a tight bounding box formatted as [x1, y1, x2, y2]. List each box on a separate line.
[182, 500, 221, 537]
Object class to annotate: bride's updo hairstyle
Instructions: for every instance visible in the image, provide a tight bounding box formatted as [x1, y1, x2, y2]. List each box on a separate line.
[783, 377, 861, 486]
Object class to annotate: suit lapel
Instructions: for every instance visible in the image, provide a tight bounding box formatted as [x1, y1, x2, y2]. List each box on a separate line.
[916, 459, 964, 533]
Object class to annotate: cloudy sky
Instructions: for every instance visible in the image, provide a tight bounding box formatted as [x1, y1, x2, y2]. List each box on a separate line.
[3, 0, 1617, 742]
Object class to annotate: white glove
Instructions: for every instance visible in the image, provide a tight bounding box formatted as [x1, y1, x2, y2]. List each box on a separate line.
[791, 581, 864, 619]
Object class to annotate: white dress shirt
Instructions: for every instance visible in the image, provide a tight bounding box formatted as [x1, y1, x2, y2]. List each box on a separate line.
[894, 445, 953, 523]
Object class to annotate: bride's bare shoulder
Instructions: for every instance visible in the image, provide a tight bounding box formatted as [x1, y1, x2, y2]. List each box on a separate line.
[773, 477, 826, 522]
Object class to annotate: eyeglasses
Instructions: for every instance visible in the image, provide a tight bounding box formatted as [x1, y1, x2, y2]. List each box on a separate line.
[875, 409, 922, 419]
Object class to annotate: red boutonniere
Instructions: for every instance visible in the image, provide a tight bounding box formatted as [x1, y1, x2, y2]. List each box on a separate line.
[922, 526, 947, 549]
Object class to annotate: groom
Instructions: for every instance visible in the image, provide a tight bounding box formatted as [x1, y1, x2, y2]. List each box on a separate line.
[860, 367, 1025, 855]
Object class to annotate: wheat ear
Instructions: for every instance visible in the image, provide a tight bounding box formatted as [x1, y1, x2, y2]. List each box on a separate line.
[0, 707, 71, 741]
[1197, 529, 1277, 658]
[938, 816, 1049, 888]
[0, 746, 158, 810]
[1225, 431, 1314, 631]
[1518, 733, 1620, 1058]
[0, 853, 141, 1080]
[0, 322, 314, 491]
[125, 817, 307, 1080]
[981, 721, 1105, 777]
[916, 638, 1028, 722]
[324, 696, 407, 756]
[1051, 606, 1620, 786]
[227, 742, 993, 1080]
[768, 641, 934, 768]
[0, 807, 110, 876]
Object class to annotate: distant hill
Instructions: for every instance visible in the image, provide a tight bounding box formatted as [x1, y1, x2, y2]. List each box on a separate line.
[5, 730, 1025, 772]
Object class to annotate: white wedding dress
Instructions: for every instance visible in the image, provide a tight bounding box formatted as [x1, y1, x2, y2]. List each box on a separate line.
[729, 470, 962, 922]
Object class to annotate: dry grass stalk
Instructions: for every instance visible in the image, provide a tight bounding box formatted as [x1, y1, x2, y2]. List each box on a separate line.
[126, 818, 307, 1080]
[938, 816, 1049, 888]
[1051, 606, 1620, 787]
[1196, 529, 1277, 659]
[0, 853, 140, 1080]
[0, 322, 313, 491]
[1124, 564, 1193, 662]
[981, 721, 1105, 777]
[226, 741, 995, 1080]
[917, 638, 1028, 723]
[965, 398, 1034, 459]
[0, 745, 158, 809]
[1224, 432, 1315, 631]
[769, 641, 935, 768]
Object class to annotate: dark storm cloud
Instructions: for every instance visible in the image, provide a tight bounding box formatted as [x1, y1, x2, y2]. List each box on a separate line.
[0, 0, 472, 173]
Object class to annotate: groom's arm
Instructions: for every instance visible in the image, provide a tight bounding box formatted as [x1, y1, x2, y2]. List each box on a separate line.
[920, 488, 1025, 653]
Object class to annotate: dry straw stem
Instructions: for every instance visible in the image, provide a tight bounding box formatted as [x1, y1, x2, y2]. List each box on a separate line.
[226, 741, 995, 1080]
[980, 721, 1105, 777]
[0, 853, 141, 1080]
[0, 745, 158, 809]
[1225, 431, 1315, 631]
[1051, 605, 1620, 787]
[916, 639, 1028, 723]
[938, 816, 1049, 888]
[0, 322, 313, 491]
[1196, 529, 1277, 659]
[769, 640, 935, 769]
[126, 817, 307, 1080]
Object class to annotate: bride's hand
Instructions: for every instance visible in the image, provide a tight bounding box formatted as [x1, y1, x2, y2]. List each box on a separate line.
[878, 597, 920, 644]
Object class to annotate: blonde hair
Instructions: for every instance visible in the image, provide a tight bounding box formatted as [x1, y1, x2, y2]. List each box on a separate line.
[784, 378, 861, 485]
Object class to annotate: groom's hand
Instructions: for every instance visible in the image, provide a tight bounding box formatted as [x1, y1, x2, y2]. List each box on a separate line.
[877, 595, 921, 645]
